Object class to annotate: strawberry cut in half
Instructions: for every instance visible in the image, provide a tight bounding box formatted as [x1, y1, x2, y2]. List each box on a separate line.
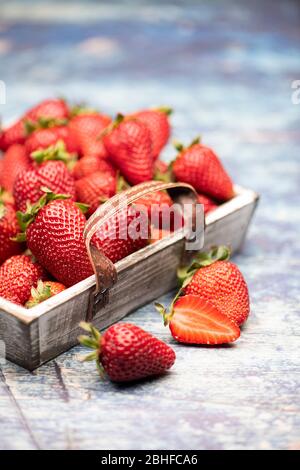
[156, 295, 240, 345]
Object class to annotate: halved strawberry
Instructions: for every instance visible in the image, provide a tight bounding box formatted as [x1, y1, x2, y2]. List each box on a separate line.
[156, 295, 240, 345]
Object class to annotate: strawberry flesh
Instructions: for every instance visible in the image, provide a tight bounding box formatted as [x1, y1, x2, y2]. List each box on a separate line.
[170, 295, 240, 345]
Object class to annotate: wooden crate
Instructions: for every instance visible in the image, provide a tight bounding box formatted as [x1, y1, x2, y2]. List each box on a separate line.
[0, 184, 258, 370]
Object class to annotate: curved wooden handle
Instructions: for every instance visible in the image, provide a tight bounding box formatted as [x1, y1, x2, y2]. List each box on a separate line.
[84, 180, 197, 300]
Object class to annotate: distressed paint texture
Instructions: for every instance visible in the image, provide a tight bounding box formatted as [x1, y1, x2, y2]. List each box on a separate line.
[0, 0, 299, 450]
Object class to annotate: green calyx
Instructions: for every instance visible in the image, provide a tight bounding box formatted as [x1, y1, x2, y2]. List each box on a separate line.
[75, 202, 90, 214]
[177, 245, 231, 287]
[31, 140, 76, 166]
[173, 135, 201, 153]
[25, 280, 52, 308]
[78, 322, 104, 376]
[155, 245, 230, 326]
[97, 113, 124, 141]
[116, 172, 130, 193]
[15, 188, 71, 240]
[24, 117, 68, 135]
[69, 103, 98, 118]
[153, 162, 174, 183]
[154, 106, 173, 116]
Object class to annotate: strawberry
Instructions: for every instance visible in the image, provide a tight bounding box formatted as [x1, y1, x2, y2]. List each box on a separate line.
[13, 143, 76, 212]
[0, 99, 69, 151]
[73, 155, 116, 180]
[103, 115, 153, 185]
[0, 200, 23, 265]
[178, 246, 250, 326]
[68, 112, 111, 158]
[91, 205, 149, 263]
[130, 107, 172, 159]
[197, 194, 218, 215]
[25, 126, 79, 155]
[157, 295, 240, 345]
[135, 190, 178, 230]
[0, 254, 46, 305]
[172, 138, 234, 201]
[0, 144, 30, 193]
[79, 322, 176, 382]
[17, 191, 93, 287]
[26, 279, 66, 308]
[75, 171, 117, 216]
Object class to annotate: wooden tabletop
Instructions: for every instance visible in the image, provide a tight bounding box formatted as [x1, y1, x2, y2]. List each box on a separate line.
[0, 0, 299, 450]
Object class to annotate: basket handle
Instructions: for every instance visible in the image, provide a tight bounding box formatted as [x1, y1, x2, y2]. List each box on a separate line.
[84, 180, 197, 320]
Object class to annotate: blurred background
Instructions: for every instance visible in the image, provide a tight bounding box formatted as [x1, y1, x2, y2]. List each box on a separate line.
[1, 0, 299, 253]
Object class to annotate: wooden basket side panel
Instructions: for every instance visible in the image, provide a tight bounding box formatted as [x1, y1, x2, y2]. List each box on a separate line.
[0, 309, 39, 370]
[36, 237, 185, 367]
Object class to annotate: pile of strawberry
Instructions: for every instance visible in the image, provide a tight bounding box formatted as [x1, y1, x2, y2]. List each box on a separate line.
[0, 98, 249, 383]
[0, 97, 234, 308]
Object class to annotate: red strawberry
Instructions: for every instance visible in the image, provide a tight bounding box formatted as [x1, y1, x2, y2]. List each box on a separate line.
[18, 192, 93, 287]
[13, 146, 76, 212]
[68, 113, 111, 158]
[135, 190, 180, 230]
[75, 171, 117, 216]
[0, 121, 26, 150]
[172, 138, 234, 201]
[91, 205, 149, 263]
[73, 155, 116, 180]
[0, 254, 46, 305]
[103, 115, 153, 185]
[0, 144, 30, 193]
[197, 194, 218, 215]
[25, 126, 79, 155]
[130, 107, 172, 159]
[0, 201, 23, 265]
[26, 279, 66, 308]
[0, 99, 69, 151]
[79, 322, 176, 382]
[158, 295, 240, 345]
[179, 246, 250, 326]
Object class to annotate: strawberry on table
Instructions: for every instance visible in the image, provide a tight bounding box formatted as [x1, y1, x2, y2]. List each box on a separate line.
[0, 199, 24, 265]
[68, 112, 111, 159]
[103, 114, 153, 185]
[17, 191, 93, 287]
[158, 295, 240, 345]
[176, 246, 250, 326]
[0, 254, 46, 305]
[172, 137, 234, 201]
[0, 98, 69, 151]
[0, 144, 30, 193]
[79, 322, 176, 383]
[130, 107, 172, 159]
[13, 142, 76, 212]
[91, 205, 149, 263]
[75, 171, 117, 216]
[26, 280, 66, 308]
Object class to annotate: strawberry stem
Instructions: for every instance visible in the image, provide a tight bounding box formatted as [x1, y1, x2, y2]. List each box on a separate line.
[78, 322, 105, 376]
[31, 140, 76, 165]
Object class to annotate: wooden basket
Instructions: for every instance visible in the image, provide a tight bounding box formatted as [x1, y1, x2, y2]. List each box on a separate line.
[0, 182, 259, 370]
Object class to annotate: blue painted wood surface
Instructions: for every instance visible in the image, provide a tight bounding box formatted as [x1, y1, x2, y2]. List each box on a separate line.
[0, 0, 299, 450]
